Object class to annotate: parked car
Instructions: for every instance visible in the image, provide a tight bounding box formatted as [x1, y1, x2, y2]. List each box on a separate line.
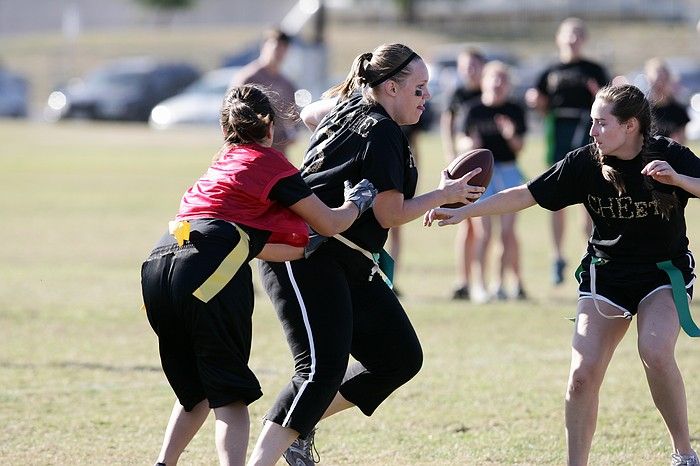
[0, 68, 29, 118]
[149, 66, 240, 129]
[44, 57, 199, 122]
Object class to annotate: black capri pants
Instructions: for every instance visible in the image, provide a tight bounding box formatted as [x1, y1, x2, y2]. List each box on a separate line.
[141, 220, 263, 411]
[259, 238, 423, 437]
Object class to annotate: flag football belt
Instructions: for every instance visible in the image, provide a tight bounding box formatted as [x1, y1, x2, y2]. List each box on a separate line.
[168, 219, 250, 303]
[333, 234, 394, 289]
[656, 260, 700, 337]
[578, 255, 700, 337]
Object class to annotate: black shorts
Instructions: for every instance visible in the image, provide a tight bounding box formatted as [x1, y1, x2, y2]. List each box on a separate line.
[576, 252, 696, 316]
[141, 220, 262, 411]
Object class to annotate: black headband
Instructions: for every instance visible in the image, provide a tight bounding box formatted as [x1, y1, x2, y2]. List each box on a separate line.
[368, 52, 418, 88]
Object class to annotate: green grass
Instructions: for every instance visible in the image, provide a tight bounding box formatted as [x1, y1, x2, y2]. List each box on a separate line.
[0, 120, 699, 465]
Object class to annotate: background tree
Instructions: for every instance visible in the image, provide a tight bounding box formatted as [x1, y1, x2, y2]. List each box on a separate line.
[394, 0, 416, 24]
[134, 0, 197, 26]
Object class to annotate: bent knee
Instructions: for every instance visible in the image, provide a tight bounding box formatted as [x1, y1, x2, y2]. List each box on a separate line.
[395, 344, 423, 382]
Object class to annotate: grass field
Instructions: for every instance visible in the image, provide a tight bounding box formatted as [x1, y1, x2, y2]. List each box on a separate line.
[0, 119, 699, 465]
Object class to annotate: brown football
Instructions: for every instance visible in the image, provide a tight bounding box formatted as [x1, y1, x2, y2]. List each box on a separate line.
[442, 148, 494, 208]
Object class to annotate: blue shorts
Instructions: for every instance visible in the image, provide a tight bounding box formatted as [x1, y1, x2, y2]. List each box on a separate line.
[576, 252, 696, 316]
[481, 162, 524, 199]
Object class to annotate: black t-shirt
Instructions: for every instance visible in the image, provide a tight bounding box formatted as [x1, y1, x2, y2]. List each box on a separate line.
[651, 99, 690, 138]
[446, 86, 481, 134]
[527, 137, 700, 263]
[447, 86, 482, 114]
[463, 100, 527, 163]
[300, 93, 418, 252]
[535, 59, 609, 113]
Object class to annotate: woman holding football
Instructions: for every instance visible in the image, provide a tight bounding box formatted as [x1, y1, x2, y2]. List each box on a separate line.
[247, 43, 484, 466]
[426, 83, 699, 466]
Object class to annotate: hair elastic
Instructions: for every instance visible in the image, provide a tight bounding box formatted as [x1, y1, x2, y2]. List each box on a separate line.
[368, 52, 418, 88]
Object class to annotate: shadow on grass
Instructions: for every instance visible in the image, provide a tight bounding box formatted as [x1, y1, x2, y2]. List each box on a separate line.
[0, 360, 160, 372]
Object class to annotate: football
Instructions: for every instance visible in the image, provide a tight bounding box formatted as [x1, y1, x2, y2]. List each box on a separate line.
[442, 148, 494, 208]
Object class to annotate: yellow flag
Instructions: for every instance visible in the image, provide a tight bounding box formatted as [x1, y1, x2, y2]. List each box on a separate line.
[168, 220, 190, 247]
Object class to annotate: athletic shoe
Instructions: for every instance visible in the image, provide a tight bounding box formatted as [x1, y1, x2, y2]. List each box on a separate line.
[552, 258, 567, 285]
[451, 285, 470, 300]
[283, 428, 319, 466]
[671, 450, 699, 466]
[470, 285, 490, 304]
[494, 288, 508, 301]
[516, 286, 528, 300]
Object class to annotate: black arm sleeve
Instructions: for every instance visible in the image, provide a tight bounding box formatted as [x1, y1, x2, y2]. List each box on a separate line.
[268, 172, 314, 207]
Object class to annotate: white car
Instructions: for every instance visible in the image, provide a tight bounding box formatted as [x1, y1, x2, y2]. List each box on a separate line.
[149, 66, 240, 129]
[687, 93, 700, 141]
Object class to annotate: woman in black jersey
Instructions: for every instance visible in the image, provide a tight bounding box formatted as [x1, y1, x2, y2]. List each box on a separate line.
[426, 84, 700, 466]
[247, 43, 484, 466]
[440, 47, 486, 301]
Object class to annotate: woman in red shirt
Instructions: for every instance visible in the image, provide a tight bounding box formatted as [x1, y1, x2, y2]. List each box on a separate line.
[141, 84, 375, 466]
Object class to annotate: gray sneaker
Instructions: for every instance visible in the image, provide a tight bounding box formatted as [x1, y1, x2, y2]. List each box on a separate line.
[283, 428, 319, 466]
[671, 450, 699, 466]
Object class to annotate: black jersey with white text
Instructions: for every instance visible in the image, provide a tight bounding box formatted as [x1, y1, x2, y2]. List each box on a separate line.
[527, 137, 700, 263]
[300, 93, 418, 252]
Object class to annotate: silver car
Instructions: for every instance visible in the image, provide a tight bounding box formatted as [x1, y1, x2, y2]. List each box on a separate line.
[149, 66, 241, 129]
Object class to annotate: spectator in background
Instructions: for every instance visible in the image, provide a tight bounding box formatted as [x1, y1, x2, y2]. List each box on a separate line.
[459, 61, 528, 302]
[440, 48, 487, 300]
[232, 28, 298, 156]
[645, 57, 690, 145]
[526, 17, 609, 285]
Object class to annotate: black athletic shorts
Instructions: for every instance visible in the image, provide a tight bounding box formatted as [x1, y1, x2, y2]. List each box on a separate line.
[141, 220, 262, 411]
[576, 252, 696, 316]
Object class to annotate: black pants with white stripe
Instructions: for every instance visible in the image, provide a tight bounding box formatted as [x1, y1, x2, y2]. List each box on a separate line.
[259, 238, 423, 437]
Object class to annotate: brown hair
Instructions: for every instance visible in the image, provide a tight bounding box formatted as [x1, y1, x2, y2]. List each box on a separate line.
[459, 47, 486, 64]
[219, 84, 275, 149]
[323, 43, 421, 100]
[593, 84, 677, 218]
